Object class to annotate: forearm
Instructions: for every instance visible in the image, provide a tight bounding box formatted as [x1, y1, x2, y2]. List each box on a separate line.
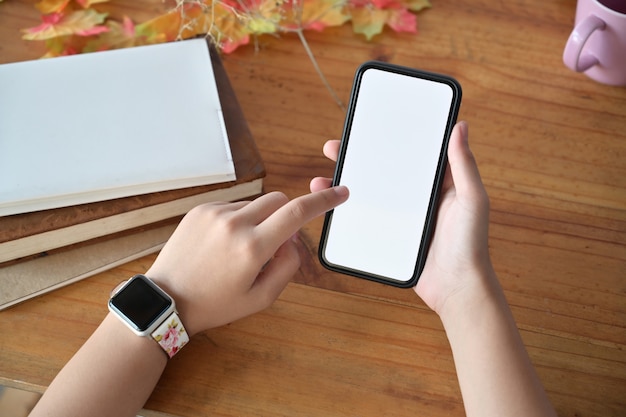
[440, 269, 556, 417]
[30, 313, 167, 417]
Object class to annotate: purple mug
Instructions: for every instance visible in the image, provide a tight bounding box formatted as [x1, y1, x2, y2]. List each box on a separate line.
[563, 0, 626, 86]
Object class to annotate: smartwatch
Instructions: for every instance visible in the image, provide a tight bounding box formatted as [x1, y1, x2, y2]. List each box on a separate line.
[108, 274, 189, 358]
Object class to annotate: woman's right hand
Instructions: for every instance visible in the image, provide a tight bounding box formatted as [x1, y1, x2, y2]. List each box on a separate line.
[310, 121, 497, 317]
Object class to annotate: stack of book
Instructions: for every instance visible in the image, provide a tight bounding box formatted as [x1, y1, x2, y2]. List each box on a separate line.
[0, 39, 265, 310]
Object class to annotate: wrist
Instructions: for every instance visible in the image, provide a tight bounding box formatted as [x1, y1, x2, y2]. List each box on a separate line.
[143, 270, 203, 338]
[103, 312, 169, 364]
[437, 266, 504, 329]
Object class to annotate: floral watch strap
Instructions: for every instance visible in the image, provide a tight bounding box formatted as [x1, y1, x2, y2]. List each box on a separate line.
[151, 311, 190, 358]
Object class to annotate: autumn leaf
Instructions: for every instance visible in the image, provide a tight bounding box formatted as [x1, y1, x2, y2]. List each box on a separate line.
[212, 0, 284, 36]
[42, 36, 82, 56]
[35, 0, 110, 14]
[125, 2, 250, 53]
[35, 0, 70, 14]
[22, 9, 109, 40]
[134, 10, 184, 44]
[252, 0, 284, 33]
[386, 8, 417, 33]
[208, 2, 254, 53]
[75, 0, 110, 8]
[22, 0, 430, 57]
[347, 0, 427, 39]
[281, 0, 350, 31]
[404, 0, 430, 12]
[305, 0, 351, 29]
[349, 7, 388, 40]
[121, 15, 135, 37]
[81, 16, 137, 52]
[192, 0, 279, 52]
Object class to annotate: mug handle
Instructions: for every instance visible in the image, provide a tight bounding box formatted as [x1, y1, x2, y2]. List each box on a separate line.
[563, 14, 606, 72]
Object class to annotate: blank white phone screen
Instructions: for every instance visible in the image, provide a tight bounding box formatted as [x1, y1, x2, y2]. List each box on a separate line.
[323, 67, 454, 283]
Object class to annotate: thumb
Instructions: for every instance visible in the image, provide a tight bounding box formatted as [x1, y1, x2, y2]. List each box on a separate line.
[447, 121, 488, 205]
[249, 237, 300, 309]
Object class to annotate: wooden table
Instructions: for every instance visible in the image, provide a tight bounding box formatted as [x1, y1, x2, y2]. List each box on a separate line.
[1, 1, 625, 416]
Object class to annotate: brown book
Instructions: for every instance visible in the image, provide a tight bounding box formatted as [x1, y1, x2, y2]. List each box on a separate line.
[0, 41, 264, 265]
[0, 222, 178, 310]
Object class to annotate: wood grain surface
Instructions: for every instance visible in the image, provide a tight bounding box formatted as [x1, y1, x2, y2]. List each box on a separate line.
[0, 1, 624, 416]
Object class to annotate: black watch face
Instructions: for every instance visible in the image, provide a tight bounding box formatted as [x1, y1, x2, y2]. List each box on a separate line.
[110, 276, 172, 332]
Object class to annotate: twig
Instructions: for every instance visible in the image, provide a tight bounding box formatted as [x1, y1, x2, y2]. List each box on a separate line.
[295, 28, 345, 111]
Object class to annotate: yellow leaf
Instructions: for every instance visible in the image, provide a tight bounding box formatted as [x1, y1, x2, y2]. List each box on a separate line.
[205, 2, 254, 51]
[244, 0, 282, 34]
[404, 0, 430, 12]
[135, 10, 184, 42]
[81, 18, 135, 52]
[22, 9, 109, 41]
[349, 7, 388, 40]
[35, 0, 70, 14]
[300, 0, 350, 29]
[247, 16, 277, 34]
[76, 0, 110, 8]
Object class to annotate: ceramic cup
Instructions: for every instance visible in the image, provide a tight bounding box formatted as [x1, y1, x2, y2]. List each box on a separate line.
[563, 0, 626, 86]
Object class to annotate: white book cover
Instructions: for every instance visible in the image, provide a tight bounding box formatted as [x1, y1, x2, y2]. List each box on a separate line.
[0, 39, 235, 216]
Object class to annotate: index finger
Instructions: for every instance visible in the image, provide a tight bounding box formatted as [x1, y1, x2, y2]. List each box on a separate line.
[257, 186, 349, 247]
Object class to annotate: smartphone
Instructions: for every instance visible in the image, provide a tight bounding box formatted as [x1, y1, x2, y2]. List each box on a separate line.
[318, 61, 462, 288]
